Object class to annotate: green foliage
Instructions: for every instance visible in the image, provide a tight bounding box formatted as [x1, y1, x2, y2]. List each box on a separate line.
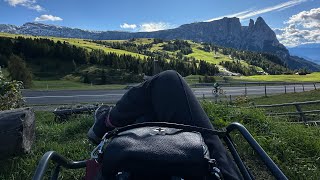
[0, 68, 24, 110]
[199, 75, 216, 83]
[220, 60, 258, 75]
[80, 66, 144, 84]
[162, 40, 193, 55]
[7, 55, 33, 88]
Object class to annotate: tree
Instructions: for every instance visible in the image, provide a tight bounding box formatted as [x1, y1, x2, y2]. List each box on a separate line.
[7, 55, 33, 88]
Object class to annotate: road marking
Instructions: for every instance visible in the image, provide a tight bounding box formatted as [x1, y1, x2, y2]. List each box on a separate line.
[23, 94, 124, 99]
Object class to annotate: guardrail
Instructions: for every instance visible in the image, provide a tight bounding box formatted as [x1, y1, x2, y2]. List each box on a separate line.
[256, 100, 320, 124]
[192, 81, 319, 87]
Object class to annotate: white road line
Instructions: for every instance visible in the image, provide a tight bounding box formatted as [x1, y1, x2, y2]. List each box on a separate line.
[23, 94, 124, 99]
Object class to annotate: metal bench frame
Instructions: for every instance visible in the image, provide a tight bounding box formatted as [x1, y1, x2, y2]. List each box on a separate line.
[32, 122, 287, 180]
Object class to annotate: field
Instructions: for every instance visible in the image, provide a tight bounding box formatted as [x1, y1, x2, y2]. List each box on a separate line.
[32, 80, 127, 90]
[1, 90, 320, 179]
[234, 72, 320, 82]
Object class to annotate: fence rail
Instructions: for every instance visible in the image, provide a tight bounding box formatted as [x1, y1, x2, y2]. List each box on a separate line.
[256, 100, 320, 124]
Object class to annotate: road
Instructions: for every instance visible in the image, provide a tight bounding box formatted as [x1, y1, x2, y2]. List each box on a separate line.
[22, 84, 319, 105]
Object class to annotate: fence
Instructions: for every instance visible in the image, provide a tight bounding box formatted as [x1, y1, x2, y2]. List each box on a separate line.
[256, 100, 320, 124]
[196, 82, 319, 98]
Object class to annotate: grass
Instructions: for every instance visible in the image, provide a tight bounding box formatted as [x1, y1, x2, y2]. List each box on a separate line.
[1, 90, 320, 179]
[187, 43, 232, 64]
[0, 112, 94, 180]
[0, 33, 146, 59]
[31, 80, 127, 90]
[202, 101, 320, 179]
[250, 90, 320, 121]
[234, 72, 320, 82]
[252, 90, 320, 105]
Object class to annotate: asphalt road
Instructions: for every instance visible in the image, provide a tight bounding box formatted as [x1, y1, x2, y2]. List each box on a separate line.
[22, 84, 319, 105]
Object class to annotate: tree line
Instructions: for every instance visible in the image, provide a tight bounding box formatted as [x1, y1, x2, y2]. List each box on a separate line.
[0, 36, 219, 85]
[201, 43, 291, 75]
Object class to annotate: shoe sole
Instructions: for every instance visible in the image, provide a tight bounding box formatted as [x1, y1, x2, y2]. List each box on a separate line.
[87, 105, 109, 144]
[87, 126, 101, 145]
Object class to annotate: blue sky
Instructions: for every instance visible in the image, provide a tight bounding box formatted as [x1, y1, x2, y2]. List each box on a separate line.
[1, 0, 319, 46]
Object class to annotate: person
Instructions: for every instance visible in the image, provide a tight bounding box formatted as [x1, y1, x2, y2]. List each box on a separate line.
[87, 70, 241, 179]
[213, 82, 220, 94]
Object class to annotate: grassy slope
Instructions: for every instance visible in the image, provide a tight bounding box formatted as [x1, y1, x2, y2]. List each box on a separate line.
[32, 80, 127, 90]
[234, 72, 320, 82]
[0, 33, 146, 59]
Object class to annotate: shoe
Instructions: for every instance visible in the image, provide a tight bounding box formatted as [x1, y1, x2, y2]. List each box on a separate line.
[87, 105, 113, 144]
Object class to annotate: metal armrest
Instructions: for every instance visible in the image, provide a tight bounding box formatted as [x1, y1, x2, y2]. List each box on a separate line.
[32, 151, 87, 180]
[224, 122, 287, 180]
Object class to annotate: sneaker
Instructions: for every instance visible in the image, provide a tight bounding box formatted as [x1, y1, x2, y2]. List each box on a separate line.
[87, 105, 113, 144]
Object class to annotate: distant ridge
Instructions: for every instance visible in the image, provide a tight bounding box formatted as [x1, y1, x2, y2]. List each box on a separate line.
[1, 17, 319, 71]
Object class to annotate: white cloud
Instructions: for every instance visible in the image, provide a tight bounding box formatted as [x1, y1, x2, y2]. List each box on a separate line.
[5, 0, 44, 11]
[287, 8, 320, 28]
[138, 22, 172, 32]
[206, 0, 308, 21]
[34, 15, 63, 22]
[275, 8, 320, 47]
[205, 10, 253, 22]
[120, 23, 137, 29]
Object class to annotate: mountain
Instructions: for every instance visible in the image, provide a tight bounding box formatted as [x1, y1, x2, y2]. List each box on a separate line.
[1, 17, 319, 71]
[289, 43, 320, 65]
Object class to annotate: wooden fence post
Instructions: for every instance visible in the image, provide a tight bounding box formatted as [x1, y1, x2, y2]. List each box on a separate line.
[294, 86, 296, 93]
[294, 104, 307, 124]
[302, 84, 305, 92]
[264, 85, 267, 97]
[284, 85, 287, 94]
[314, 83, 317, 90]
[245, 83, 247, 96]
[229, 95, 232, 104]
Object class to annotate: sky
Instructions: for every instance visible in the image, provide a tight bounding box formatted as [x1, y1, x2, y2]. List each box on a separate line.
[0, 0, 319, 47]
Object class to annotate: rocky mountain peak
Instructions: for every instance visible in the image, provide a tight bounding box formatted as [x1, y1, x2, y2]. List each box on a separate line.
[249, 19, 254, 29]
[1, 17, 318, 70]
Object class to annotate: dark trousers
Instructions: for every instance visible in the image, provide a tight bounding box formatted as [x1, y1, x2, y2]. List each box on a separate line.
[110, 70, 241, 179]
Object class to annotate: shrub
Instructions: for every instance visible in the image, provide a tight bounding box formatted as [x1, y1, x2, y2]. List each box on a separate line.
[0, 68, 24, 110]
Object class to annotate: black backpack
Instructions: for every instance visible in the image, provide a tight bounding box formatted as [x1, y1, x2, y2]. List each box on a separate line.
[91, 122, 226, 180]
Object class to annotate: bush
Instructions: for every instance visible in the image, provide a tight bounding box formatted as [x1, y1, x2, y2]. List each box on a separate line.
[0, 68, 24, 110]
[199, 75, 216, 83]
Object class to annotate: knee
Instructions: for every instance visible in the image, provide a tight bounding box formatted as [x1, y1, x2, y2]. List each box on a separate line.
[159, 70, 181, 80]
[153, 70, 184, 86]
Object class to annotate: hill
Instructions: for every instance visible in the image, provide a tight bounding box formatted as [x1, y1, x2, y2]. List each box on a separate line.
[289, 43, 320, 65]
[1, 17, 319, 71]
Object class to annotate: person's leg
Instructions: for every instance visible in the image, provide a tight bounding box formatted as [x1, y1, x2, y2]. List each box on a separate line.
[108, 70, 241, 179]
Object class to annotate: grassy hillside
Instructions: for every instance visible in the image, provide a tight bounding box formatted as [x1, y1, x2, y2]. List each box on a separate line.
[0, 33, 145, 58]
[234, 72, 320, 82]
[0, 32, 278, 74]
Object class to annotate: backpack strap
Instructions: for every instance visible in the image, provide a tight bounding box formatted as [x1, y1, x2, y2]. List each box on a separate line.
[103, 122, 227, 139]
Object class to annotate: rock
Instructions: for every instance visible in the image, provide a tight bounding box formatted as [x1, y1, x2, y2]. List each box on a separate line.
[0, 107, 35, 159]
